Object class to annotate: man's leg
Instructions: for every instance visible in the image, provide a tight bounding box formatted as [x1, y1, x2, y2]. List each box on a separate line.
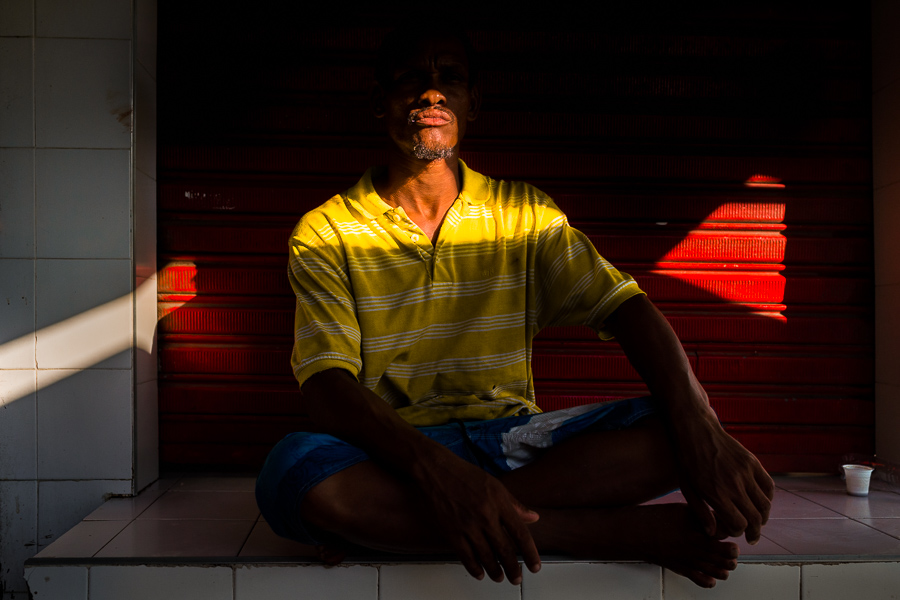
[300, 416, 738, 588]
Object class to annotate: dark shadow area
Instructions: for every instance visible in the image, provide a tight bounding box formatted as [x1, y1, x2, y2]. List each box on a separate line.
[156, 1, 874, 473]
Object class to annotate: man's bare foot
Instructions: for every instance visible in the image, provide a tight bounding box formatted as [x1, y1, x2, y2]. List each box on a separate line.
[315, 544, 346, 566]
[625, 503, 739, 588]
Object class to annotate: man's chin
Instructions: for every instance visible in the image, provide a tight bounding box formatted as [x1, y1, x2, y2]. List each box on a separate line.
[412, 143, 454, 161]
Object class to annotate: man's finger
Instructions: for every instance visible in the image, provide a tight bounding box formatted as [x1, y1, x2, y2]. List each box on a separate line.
[682, 485, 716, 536]
[469, 534, 505, 583]
[504, 508, 541, 575]
[486, 527, 523, 585]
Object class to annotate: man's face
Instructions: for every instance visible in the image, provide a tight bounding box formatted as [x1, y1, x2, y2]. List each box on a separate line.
[375, 35, 479, 161]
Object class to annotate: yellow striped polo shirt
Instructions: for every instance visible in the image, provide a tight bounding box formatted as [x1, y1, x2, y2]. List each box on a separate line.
[288, 160, 645, 426]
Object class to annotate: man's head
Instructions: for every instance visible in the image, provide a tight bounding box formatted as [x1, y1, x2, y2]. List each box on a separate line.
[372, 26, 481, 162]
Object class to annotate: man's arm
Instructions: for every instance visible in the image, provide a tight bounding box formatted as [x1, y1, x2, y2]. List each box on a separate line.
[605, 294, 775, 543]
[301, 368, 541, 584]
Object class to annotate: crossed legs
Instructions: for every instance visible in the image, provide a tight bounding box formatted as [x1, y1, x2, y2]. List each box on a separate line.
[299, 416, 740, 588]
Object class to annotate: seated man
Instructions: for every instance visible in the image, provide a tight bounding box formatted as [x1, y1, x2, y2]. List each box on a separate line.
[256, 26, 774, 589]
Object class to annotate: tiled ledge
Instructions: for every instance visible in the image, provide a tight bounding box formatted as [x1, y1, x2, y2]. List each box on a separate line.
[23, 474, 900, 600]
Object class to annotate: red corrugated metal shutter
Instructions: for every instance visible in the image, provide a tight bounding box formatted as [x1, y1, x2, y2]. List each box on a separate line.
[157, 5, 873, 471]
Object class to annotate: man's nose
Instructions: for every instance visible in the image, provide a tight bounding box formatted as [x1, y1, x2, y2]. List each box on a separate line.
[418, 76, 446, 106]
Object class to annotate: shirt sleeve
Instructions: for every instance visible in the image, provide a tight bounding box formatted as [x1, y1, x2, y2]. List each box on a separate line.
[534, 201, 645, 340]
[288, 217, 363, 388]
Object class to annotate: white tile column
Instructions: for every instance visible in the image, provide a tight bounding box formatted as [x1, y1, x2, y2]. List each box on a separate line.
[0, 0, 157, 596]
[873, 0, 900, 463]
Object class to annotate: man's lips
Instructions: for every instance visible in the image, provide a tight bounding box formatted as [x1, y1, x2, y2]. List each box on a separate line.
[408, 106, 454, 126]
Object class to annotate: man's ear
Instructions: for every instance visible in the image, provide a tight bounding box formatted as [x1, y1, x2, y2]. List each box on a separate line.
[371, 84, 386, 118]
[467, 85, 481, 122]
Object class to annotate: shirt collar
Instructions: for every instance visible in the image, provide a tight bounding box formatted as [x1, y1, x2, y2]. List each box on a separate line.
[347, 159, 492, 220]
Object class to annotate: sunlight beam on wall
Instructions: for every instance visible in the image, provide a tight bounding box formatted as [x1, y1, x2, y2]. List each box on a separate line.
[0, 278, 157, 406]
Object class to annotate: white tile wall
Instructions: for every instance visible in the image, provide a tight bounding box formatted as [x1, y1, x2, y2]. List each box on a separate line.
[35, 149, 131, 259]
[802, 563, 900, 600]
[876, 383, 900, 463]
[34, 258, 132, 369]
[0, 0, 33, 37]
[135, 0, 157, 77]
[135, 64, 156, 178]
[0, 149, 35, 257]
[523, 562, 660, 600]
[0, 37, 34, 147]
[0, 259, 35, 367]
[235, 565, 378, 600]
[25, 565, 87, 600]
[136, 276, 157, 380]
[874, 182, 900, 287]
[380, 563, 522, 600]
[37, 369, 133, 480]
[89, 566, 233, 600]
[1, 1, 157, 597]
[34, 38, 131, 149]
[134, 168, 157, 278]
[663, 564, 799, 600]
[0, 370, 36, 479]
[0, 481, 37, 594]
[876, 283, 900, 387]
[36, 479, 130, 549]
[873, 79, 900, 191]
[35, 0, 131, 39]
[873, 0, 900, 92]
[135, 379, 159, 491]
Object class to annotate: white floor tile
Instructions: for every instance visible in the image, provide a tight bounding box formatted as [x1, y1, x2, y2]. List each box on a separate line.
[769, 489, 844, 519]
[663, 564, 798, 600]
[791, 489, 900, 519]
[0, 370, 36, 479]
[35, 149, 131, 259]
[31, 520, 127, 558]
[34, 39, 131, 149]
[802, 563, 900, 600]
[0, 38, 33, 147]
[94, 519, 254, 558]
[0, 150, 35, 258]
[762, 518, 900, 555]
[235, 565, 378, 600]
[0, 481, 37, 594]
[523, 562, 660, 600]
[0, 0, 33, 36]
[37, 480, 130, 547]
[89, 566, 233, 600]
[0, 259, 35, 367]
[379, 563, 522, 600]
[35, 0, 130, 39]
[34, 259, 132, 370]
[170, 476, 258, 492]
[37, 369, 132, 480]
[25, 566, 87, 600]
[137, 490, 259, 520]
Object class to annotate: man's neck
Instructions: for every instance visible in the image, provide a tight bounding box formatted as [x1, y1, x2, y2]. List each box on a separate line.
[374, 153, 461, 244]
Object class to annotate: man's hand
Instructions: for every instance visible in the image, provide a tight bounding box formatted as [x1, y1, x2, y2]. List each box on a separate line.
[413, 445, 541, 585]
[671, 405, 774, 544]
[605, 295, 775, 544]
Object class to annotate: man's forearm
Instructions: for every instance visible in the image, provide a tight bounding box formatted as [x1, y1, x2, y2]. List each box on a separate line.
[605, 294, 712, 424]
[301, 368, 459, 479]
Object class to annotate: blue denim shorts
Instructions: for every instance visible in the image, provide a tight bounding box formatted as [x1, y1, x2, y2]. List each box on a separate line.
[256, 396, 659, 545]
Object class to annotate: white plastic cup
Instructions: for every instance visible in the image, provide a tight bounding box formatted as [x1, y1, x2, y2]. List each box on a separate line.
[843, 464, 874, 496]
